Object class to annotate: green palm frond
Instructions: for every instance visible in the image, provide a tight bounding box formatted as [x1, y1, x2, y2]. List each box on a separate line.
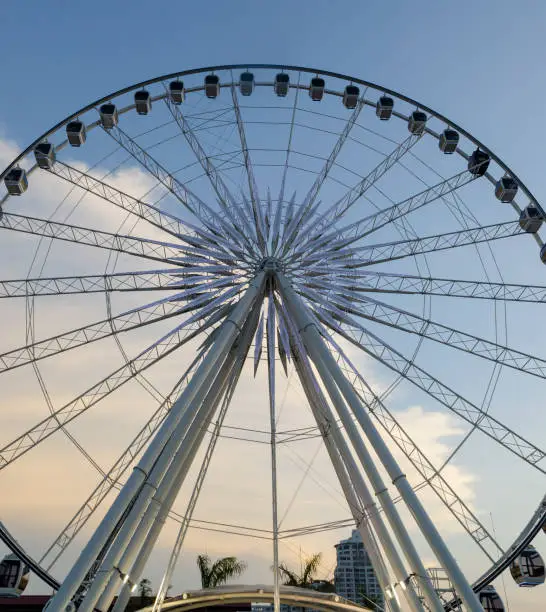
[204, 556, 247, 588]
[302, 553, 322, 586]
[278, 563, 300, 586]
[197, 554, 212, 588]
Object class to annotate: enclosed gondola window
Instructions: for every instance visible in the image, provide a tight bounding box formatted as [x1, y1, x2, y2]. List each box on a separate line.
[34, 142, 56, 169]
[468, 149, 490, 176]
[376, 95, 394, 120]
[0, 560, 19, 588]
[169, 81, 185, 104]
[240, 72, 255, 96]
[99, 103, 118, 129]
[134, 90, 152, 115]
[309, 77, 325, 101]
[408, 110, 427, 135]
[274, 73, 290, 97]
[4, 167, 28, 195]
[205, 75, 220, 99]
[439, 129, 459, 154]
[495, 177, 518, 203]
[343, 85, 360, 109]
[479, 586, 505, 612]
[66, 121, 86, 146]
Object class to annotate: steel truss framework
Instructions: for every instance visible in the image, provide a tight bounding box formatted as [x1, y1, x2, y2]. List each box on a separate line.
[0, 65, 544, 612]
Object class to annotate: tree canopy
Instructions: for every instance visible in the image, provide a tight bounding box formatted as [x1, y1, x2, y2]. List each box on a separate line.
[197, 554, 247, 588]
[278, 553, 327, 588]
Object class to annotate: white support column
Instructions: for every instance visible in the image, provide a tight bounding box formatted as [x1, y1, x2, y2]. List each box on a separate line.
[277, 273, 483, 612]
[294, 361, 399, 611]
[46, 273, 266, 612]
[266, 289, 281, 612]
[79, 347, 240, 612]
[109, 352, 245, 612]
[290, 328, 420, 612]
[94, 351, 240, 612]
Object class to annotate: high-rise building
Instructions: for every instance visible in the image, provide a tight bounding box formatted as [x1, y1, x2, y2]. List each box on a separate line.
[334, 530, 383, 608]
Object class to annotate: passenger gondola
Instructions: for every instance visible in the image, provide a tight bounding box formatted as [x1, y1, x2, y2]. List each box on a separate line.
[134, 90, 152, 115]
[205, 75, 220, 99]
[495, 176, 518, 203]
[376, 95, 394, 120]
[169, 80, 185, 104]
[478, 585, 504, 612]
[343, 85, 360, 109]
[510, 545, 545, 587]
[4, 168, 28, 195]
[408, 110, 427, 135]
[99, 103, 119, 129]
[0, 554, 29, 597]
[468, 148, 490, 176]
[519, 205, 543, 233]
[66, 120, 86, 146]
[34, 142, 56, 169]
[240, 72, 255, 96]
[439, 128, 459, 154]
[274, 73, 289, 97]
[309, 77, 325, 101]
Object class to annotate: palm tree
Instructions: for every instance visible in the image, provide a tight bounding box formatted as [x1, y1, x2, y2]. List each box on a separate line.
[197, 554, 247, 588]
[278, 554, 332, 612]
[138, 577, 153, 605]
[278, 553, 324, 588]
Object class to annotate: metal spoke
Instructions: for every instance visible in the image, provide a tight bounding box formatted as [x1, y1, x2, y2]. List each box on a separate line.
[152, 350, 243, 612]
[0, 278, 239, 373]
[320, 331, 503, 562]
[39, 349, 208, 570]
[298, 96, 365, 223]
[278, 72, 301, 210]
[339, 220, 522, 268]
[317, 311, 546, 471]
[0, 212, 184, 265]
[348, 293, 546, 380]
[0, 269, 182, 298]
[300, 132, 423, 240]
[330, 270, 546, 303]
[163, 90, 259, 255]
[277, 100, 367, 257]
[45, 160, 203, 242]
[0, 297, 181, 374]
[230, 77, 267, 252]
[294, 167, 479, 259]
[105, 125, 247, 248]
[0, 311, 223, 470]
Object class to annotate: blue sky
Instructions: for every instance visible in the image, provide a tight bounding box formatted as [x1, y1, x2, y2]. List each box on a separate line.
[1, 2, 546, 611]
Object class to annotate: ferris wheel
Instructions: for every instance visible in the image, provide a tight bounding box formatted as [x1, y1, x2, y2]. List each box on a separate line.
[0, 64, 545, 612]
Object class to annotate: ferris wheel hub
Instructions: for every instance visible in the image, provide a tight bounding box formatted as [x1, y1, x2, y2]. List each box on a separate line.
[258, 257, 283, 274]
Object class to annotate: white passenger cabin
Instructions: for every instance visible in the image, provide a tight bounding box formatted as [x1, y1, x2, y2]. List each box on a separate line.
[478, 585, 504, 612]
[519, 205, 543, 233]
[34, 142, 56, 169]
[240, 72, 255, 96]
[169, 80, 184, 104]
[376, 95, 394, 120]
[439, 129, 459, 154]
[0, 555, 29, 597]
[274, 73, 289, 97]
[205, 75, 220, 98]
[4, 168, 28, 195]
[66, 120, 86, 146]
[408, 110, 427, 134]
[99, 103, 119, 129]
[135, 90, 152, 115]
[510, 545, 546, 587]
